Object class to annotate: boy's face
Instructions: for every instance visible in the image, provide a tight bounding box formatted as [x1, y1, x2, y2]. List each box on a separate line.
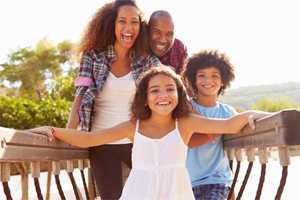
[195, 67, 223, 97]
[146, 74, 178, 117]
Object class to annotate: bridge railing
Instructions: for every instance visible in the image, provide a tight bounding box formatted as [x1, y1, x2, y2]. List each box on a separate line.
[1, 109, 300, 200]
[224, 109, 300, 200]
[0, 127, 91, 200]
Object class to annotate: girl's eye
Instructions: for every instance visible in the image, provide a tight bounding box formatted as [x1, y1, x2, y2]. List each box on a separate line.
[150, 89, 159, 94]
[118, 19, 126, 24]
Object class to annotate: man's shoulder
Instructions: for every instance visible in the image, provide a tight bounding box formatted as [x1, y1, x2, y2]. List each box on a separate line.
[173, 38, 187, 50]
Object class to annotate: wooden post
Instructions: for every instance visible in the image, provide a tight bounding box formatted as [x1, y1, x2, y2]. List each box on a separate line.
[31, 161, 41, 178]
[45, 162, 52, 200]
[87, 160, 96, 200]
[0, 163, 10, 182]
[66, 160, 83, 200]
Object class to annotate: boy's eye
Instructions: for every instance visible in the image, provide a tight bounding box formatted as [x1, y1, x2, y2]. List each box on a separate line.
[212, 74, 221, 79]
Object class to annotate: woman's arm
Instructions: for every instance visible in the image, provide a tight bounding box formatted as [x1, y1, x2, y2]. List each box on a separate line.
[33, 121, 135, 148]
[66, 95, 82, 129]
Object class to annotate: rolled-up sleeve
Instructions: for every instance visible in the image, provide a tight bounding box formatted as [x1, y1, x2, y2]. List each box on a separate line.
[74, 52, 94, 96]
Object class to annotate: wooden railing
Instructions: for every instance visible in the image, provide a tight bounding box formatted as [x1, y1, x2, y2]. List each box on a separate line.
[224, 109, 300, 200]
[0, 127, 91, 200]
[1, 109, 300, 199]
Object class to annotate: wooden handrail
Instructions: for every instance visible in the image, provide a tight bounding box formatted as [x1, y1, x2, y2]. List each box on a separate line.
[224, 109, 300, 151]
[0, 127, 89, 162]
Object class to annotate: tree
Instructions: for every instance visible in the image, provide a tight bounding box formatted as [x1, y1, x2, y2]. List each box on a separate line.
[0, 39, 76, 100]
[251, 97, 299, 112]
[49, 67, 78, 101]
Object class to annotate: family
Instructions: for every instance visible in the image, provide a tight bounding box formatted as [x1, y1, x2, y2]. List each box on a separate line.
[33, 0, 270, 199]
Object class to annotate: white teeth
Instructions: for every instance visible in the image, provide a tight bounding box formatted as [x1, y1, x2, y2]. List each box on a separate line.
[156, 45, 166, 50]
[122, 33, 133, 43]
[157, 102, 169, 105]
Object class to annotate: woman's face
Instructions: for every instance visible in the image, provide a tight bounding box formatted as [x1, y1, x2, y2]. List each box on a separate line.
[146, 74, 178, 117]
[114, 5, 140, 50]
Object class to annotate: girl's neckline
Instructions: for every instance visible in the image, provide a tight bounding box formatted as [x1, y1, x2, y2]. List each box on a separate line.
[137, 128, 177, 141]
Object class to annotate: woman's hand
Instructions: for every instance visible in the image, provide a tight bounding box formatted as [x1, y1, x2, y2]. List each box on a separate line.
[29, 126, 56, 142]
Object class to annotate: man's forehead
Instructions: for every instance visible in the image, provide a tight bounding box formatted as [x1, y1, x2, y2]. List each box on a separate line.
[151, 15, 174, 29]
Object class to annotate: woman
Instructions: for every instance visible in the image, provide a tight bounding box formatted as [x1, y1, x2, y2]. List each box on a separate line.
[67, 0, 160, 199]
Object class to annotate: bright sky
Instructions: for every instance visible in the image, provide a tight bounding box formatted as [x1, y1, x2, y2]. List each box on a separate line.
[0, 0, 299, 88]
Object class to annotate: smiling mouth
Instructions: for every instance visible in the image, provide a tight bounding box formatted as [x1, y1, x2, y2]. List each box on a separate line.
[122, 33, 134, 43]
[156, 101, 171, 106]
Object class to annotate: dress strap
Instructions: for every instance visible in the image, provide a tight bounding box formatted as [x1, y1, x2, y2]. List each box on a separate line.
[135, 119, 140, 133]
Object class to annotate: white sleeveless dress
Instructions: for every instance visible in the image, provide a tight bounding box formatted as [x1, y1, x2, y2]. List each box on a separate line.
[120, 120, 195, 200]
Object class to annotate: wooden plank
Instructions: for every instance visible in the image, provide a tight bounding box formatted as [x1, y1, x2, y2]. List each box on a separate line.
[1, 145, 88, 162]
[0, 127, 77, 149]
[1, 127, 89, 162]
[224, 109, 300, 149]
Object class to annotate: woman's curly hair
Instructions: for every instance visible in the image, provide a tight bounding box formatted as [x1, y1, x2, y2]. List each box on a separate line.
[79, 0, 149, 57]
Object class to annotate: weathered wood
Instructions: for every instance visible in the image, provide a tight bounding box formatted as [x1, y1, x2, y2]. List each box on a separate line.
[0, 127, 89, 162]
[31, 161, 40, 178]
[224, 109, 300, 149]
[45, 162, 52, 200]
[0, 163, 10, 182]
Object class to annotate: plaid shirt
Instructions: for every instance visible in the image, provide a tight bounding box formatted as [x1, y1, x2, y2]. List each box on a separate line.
[160, 38, 188, 74]
[75, 45, 160, 131]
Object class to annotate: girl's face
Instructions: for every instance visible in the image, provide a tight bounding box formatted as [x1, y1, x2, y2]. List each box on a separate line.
[146, 74, 178, 117]
[115, 5, 140, 50]
[195, 67, 223, 97]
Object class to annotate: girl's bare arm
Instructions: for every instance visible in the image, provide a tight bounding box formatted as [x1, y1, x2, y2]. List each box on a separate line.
[181, 111, 271, 141]
[32, 121, 135, 148]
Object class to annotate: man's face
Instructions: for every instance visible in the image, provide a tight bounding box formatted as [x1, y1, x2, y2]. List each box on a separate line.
[149, 16, 175, 58]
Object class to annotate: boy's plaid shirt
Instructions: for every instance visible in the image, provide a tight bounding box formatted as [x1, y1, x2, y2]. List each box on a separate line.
[75, 45, 160, 131]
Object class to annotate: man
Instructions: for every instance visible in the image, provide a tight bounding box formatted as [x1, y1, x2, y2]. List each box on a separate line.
[148, 10, 188, 74]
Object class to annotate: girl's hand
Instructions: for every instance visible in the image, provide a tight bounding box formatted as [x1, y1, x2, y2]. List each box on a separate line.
[248, 112, 272, 130]
[248, 114, 256, 130]
[29, 126, 56, 142]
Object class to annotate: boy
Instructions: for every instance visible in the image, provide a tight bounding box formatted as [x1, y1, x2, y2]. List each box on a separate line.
[183, 50, 236, 200]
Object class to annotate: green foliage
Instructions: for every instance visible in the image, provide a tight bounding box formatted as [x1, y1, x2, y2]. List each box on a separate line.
[0, 39, 76, 100]
[251, 97, 299, 112]
[0, 96, 71, 129]
[49, 67, 78, 101]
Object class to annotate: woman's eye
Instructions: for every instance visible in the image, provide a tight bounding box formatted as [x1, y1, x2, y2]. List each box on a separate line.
[167, 88, 175, 92]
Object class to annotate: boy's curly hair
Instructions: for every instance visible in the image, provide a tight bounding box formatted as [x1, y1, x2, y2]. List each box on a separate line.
[183, 50, 235, 95]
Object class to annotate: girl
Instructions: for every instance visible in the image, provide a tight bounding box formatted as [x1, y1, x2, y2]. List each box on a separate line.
[34, 66, 269, 200]
[67, 0, 160, 198]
